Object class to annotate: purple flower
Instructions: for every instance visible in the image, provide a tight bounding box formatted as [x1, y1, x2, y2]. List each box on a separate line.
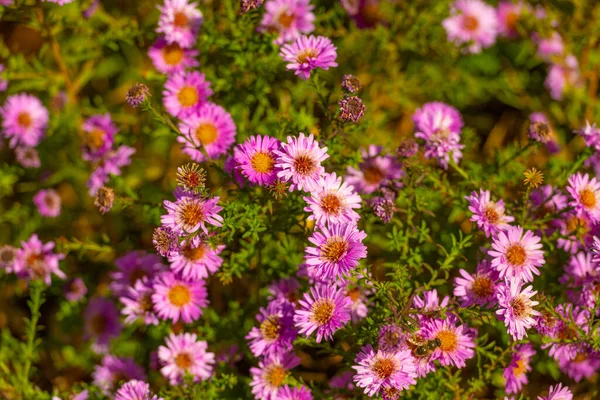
[13, 234, 65, 284]
[496, 277, 540, 340]
[161, 192, 223, 234]
[346, 282, 370, 323]
[259, 0, 315, 45]
[303, 172, 361, 227]
[489, 226, 545, 283]
[465, 189, 514, 237]
[168, 235, 224, 280]
[420, 318, 476, 368]
[280, 35, 338, 80]
[233, 134, 281, 186]
[84, 298, 122, 353]
[453, 260, 499, 307]
[534, 31, 564, 60]
[496, 1, 525, 38]
[545, 54, 580, 101]
[148, 37, 199, 74]
[33, 189, 61, 218]
[345, 145, 404, 194]
[110, 251, 165, 296]
[442, 0, 498, 53]
[156, 0, 203, 49]
[542, 304, 589, 362]
[250, 352, 300, 400]
[267, 277, 301, 304]
[537, 383, 573, 400]
[92, 355, 145, 394]
[163, 71, 212, 117]
[274, 133, 329, 192]
[566, 172, 600, 222]
[339, 96, 366, 122]
[87, 145, 136, 195]
[352, 344, 417, 397]
[1, 93, 49, 148]
[304, 223, 367, 281]
[15, 146, 41, 168]
[64, 278, 87, 302]
[115, 380, 163, 400]
[120, 277, 159, 326]
[558, 349, 600, 382]
[81, 114, 118, 162]
[577, 120, 600, 151]
[152, 271, 208, 323]
[278, 385, 313, 400]
[503, 343, 535, 394]
[294, 284, 352, 342]
[246, 299, 297, 357]
[158, 332, 215, 385]
[378, 324, 405, 353]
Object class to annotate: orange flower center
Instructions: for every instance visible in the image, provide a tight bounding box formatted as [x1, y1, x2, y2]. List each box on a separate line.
[18, 112, 32, 128]
[168, 284, 191, 307]
[372, 356, 396, 380]
[260, 315, 281, 340]
[180, 202, 204, 228]
[139, 293, 153, 312]
[293, 154, 316, 176]
[178, 86, 199, 107]
[129, 268, 148, 285]
[484, 205, 499, 224]
[162, 43, 184, 65]
[195, 123, 218, 145]
[278, 11, 295, 28]
[183, 243, 206, 261]
[506, 244, 526, 267]
[513, 359, 527, 376]
[463, 15, 479, 31]
[346, 287, 361, 302]
[579, 189, 597, 208]
[472, 275, 494, 299]
[320, 193, 342, 215]
[510, 296, 528, 318]
[506, 11, 519, 31]
[320, 236, 348, 263]
[265, 365, 287, 387]
[44, 194, 57, 208]
[175, 352, 193, 369]
[251, 152, 275, 174]
[437, 330, 458, 352]
[362, 165, 383, 185]
[297, 48, 318, 64]
[90, 314, 106, 335]
[310, 299, 335, 325]
[173, 12, 188, 27]
[85, 128, 106, 151]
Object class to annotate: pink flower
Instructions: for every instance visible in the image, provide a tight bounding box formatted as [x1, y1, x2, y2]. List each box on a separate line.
[152, 271, 208, 323]
[161, 191, 223, 234]
[148, 37, 199, 74]
[503, 343, 535, 394]
[163, 71, 212, 117]
[545, 55, 580, 101]
[156, 0, 203, 48]
[489, 226, 545, 283]
[566, 172, 600, 222]
[496, 277, 540, 340]
[345, 145, 404, 194]
[168, 235, 225, 280]
[250, 352, 300, 400]
[120, 278, 159, 326]
[420, 317, 476, 368]
[280, 35, 338, 80]
[537, 383, 573, 400]
[1, 93, 48, 148]
[158, 332, 215, 384]
[453, 260, 499, 307]
[274, 133, 329, 192]
[84, 298, 122, 353]
[233, 134, 281, 186]
[246, 299, 297, 357]
[115, 380, 163, 400]
[496, 1, 525, 38]
[13, 234, 65, 285]
[260, 0, 315, 45]
[465, 189, 514, 237]
[303, 172, 362, 227]
[33, 189, 61, 218]
[442, 0, 498, 53]
[92, 355, 145, 394]
[81, 114, 118, 162]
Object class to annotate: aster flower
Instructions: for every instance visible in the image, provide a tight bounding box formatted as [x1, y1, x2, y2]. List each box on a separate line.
[0, 245, 18, 273]
[530, 185, 567, 218]
[558, 349, 600, 382]
[378, 324, 405, 353]
[246, 299, 297, 357]
[94, 186, 115, 214]
[278, 385, 313, 400]
[352, 344, 417, 397]
[561, 251, 598, 287]
[14, 146, 41, 168]
[267, 277, 301, 304]
[453, 260, 499, 307]
[110, 251, 164, 296]
[33, 189, 61, 218]
[543, 304, 589, 362]
[537, 383, 573, 400]
[126, 83, 150, 108]
[496, 277, 540, 340]
[339, 96, 365, 122]
[168, 235, 224, 280]
[161, 192, 223, 234]
[148, 37, 199, 74]
[250, 352, 301, 400]
[152, 271, 208, 323]
[84, 298, 122, 352]
[397, 139, 419, 158]
[555, 212, 598, 254]
[64, 278, 87, 302]
[280, 35, 338, 80]
[413, 289, 450, 315]
[372, 195, 397, 224]
[241, 0, 264, 13]
[420, 318, 476, 368]
[442, 0, 498, 53]
[294, 284, 352, 342]
[545, 55, 580, 101]
[163, 71, 212, 117]
[534, 31, 564, 60]
[303, 172, 361, 226]
[341, 74, 362, 93]
[503, 343, 535, 394]
[489, 226, 545, 283]
[577, 120, 600, 151]
[496, 1, 524, 38]
[330, 370, 355, 390]
[304, 223, 367, 280]
[120, 278, 159, 326]
[465, 189, 514, 237]
[93, 355, 145, 394]
[234, 134, 281, 186]
[1, 93, 49, 148]
[156, 0, 203, 48]
[566, 172, 600, 222]
[81, 114, 118, 161]
[260, 0, 315, 45]
[158, 332, 215, 385]
[345, 145, 404, 194]
[115, 380, 163, 400]
[87, 145, 136, 195]
[529, 113, 552, 144]
[346, 283, 370, 323]
[274, 133, 329, 192]
[13, 234, 65, 284]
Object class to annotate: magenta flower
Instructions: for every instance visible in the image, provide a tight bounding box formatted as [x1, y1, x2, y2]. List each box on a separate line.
[87, 145, 136, 195]
[1, 93, 48, 148]
[537, 383, 573, 400]
[278, 385, 313, 400]
[303, 172, 361, 227]
[280, 35, 338, 80]
[33, 189, 61, 218]
[345, 145, 404, 194]
[110, 251, 165, 296]
[489, 226, 545, 283]
[81, 114, 118, 161]
[178, 103, 236, 162]
[152, 271, 208, 323]
[453, 260, 499, 307]
[233, 134, 281, 186]
[294, 284, 352, 342]
[274, 133, 329, 192]
[13, 234, 65, 285]
[156, 0, 203, 48]
[250, 352, 300, 400]
[161, 191, 223, 234]
[543, 304, 589, 362]
[84, 298, 122, 353]
[246, 299, 297, 357]
[378, 324, 405, 353]
[163, 71, 212, 117]
[567, 172, 600, 222]
[421, 317, 476, 368]
[496, 277, 540, 340]
[346, 282, 370, 323]
[503, 343, 535, 394]
[267, 277, 301, 305]
[545, 55, 580, 101]
[148, 37, 199, 74]
[413, 289, 450, 316]
[158, 332, 215, 385]
[120, 277, 159, 326]
[92, 355, 145, 394]
[15, 146, 41, 168]
[577, 120, 600, 151]
[64, 277, 87, 302]
[466, 189, 514, 237]
[304, 223, 367, 281]
[260, 0, 315, 44]
[352, 344, 417, 397]
[168, 236, 224, 281]
[558, 349, 600, 382]
[443, 0, 498, 53]
[534, 31, 564, 60]
[530, 184, 567, 216]
[496, 1, 525, 38]
[561, 251, 598, 287]
[115, 380, 163, 400]
[152, 226, 178, 258]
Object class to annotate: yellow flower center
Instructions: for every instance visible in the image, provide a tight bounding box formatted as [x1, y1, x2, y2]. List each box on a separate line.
[320, 193, 342, 215]
[513, 359, 527, 376]
[183, 243, 206, 261]
[195, 123, 218, 145]
[260, 315, 281, 341]
[472, 275, 494, 299]
[173, 12, 188, 27]
[265, 365, 287, 387]
[579, 189, 597, 209]
[18, 112, 32, 128]
[162, 43, 184, 65]
[180, 202, 204, 228]
[251, 152, 275, 174]
[278, 11, 295, 28]
[372, 356, 396, 380]
[437, 330, 458, 352]
[177, 86, 199, 107]
[85, 128, 106, 151]
[297, 48, 318, 64]
[484, 205, 499, 224]
[175, 352, 193, 369]
[346, 287, 361, 302]
[310, 299, 335, 325]
[506, 244, 526, 267]
[168, 284, 192, 307]
[293, 154, 316, 176]
[320, 236, 348, 263]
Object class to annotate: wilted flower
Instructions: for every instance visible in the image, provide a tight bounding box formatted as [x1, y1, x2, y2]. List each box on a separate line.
[240, 0, 264, 13]
[94, 186, 115, 214]
[339, 96, 366, 122]
[126, 83, 150, 108]
[176, 163, 206, 192]
[523, 168, 543, 189]
[341, 74, 362, 93]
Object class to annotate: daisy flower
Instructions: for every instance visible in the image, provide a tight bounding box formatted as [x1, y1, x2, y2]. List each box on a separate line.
[346, 283, 370, 323]
[558, 349, 600, 382]
[304, 223, 367, 281]
[1, 93, 49, 148]
[496, 277, 540, 340]
[442, 0, 498, 53]
[81, 114, 118, 162]
[274, 133, 329, 192]
[163, 71, 212, 117]
[260, 0, 315, 45]
[13, 234, 65, 285]
[152, 271, 208, 323]
[168, 236, 224, 281]
[267, 277, 301, 304]
[303, 172, 361, 227]
[233, 134, 281, 186]
[352, 344, 417, 397]
[345, 145, 404, 194]
[566, 172, 600, 222]
[110, 251, 164, 296]
[120, 278, 159, 326]
[496, 1, 525, 38]
[246, 299, 297, 357]
[537, 383, 573, 400]
[453, 260, 500, 307]
[489, 226, 545, 283]
[250, 352, 300, 400]
[158, 332, 215, 385]
[503, 343, 535, 394]
[115, 380, 163, 400]
[33, 189, 61, 218]
[280, 35, 338, 80]
[161, 192, 223, 234]
[543, 304, 589, 362]
[156, 0, 203, 48]
[148, 37, 199, 74]
[178, 103, 236, 161]
[420, 318, 476, 368]
[465, 189, 514, 237]
[92, 355, 145, 394]
[87, 145, 136, 195]
[14, 146, 41, 168]
[84, 298, 122, 353]
[294, 284, 352, 342]
[278, 385, 313, 400]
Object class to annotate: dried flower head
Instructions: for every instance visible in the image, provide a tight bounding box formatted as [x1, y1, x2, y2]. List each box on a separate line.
[94, 187, 115, 214]
[240, 0, 264, 13]
[397, 139, 419, 158]
[342, 74, 362, 93]
[339, 96, 366, 122]
[177, 163, 206, 192]
[529, 121, 550, 143]
[153, 226, 178, 258]
[523, 168, 544, 189]
[269, 180, 289, 200]
[126, 83, 150, 108]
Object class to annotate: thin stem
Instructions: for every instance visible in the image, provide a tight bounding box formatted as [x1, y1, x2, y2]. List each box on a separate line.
[20, 282, 45, 396]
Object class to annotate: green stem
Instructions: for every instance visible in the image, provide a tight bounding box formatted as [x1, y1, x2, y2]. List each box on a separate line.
[20, 282, 45, 396]
[498, 142, 534, 169]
